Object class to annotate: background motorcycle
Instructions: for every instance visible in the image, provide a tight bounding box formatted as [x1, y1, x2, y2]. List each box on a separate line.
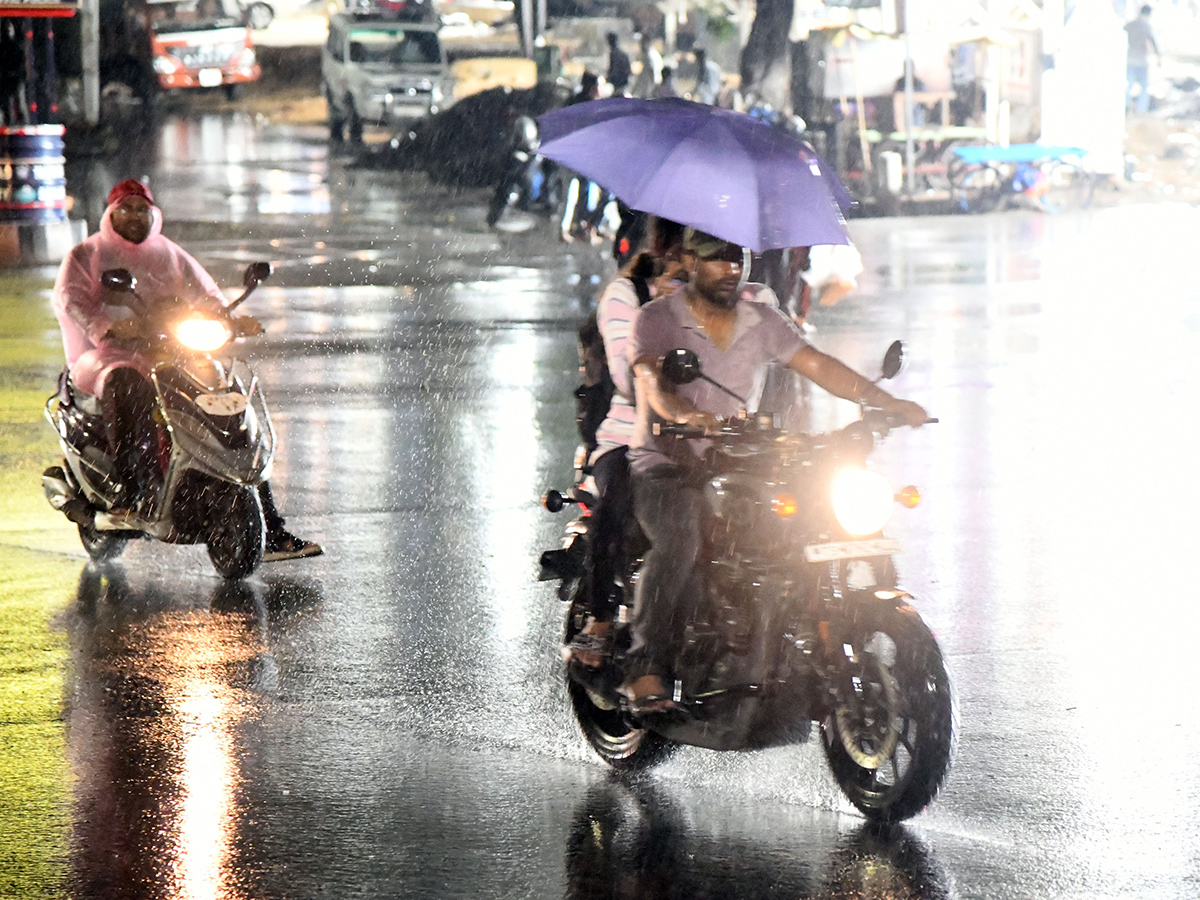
[541, 343, 954, 823]
[43, 262, 276, 579]
[486, 115, 561, 228]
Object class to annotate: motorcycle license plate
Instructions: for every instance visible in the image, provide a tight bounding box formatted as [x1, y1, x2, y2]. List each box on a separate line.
[198, 68, 223, 88]
[195, 392, 248, 416]
[804, 538, 901, 563]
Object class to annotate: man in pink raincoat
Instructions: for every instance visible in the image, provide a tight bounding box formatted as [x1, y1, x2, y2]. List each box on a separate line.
[51, 179, 322, 561]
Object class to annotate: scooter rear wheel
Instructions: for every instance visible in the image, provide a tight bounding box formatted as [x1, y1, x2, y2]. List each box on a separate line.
[205, 484, 265, 579]
[78, 521, 129, 562]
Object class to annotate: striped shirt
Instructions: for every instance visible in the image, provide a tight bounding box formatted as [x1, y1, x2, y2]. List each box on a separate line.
[591, 277, 642, 463]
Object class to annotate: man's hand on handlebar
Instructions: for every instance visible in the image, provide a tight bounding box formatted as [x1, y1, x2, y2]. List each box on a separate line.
[879, 397, 933, 428]
[680, 410, 722, 435]
[104, 318, 143, 342]
[232, 316, 265, 337]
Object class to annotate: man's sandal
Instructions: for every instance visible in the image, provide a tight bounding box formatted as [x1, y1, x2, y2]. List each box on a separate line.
[619, 674, 681, 717]
[563, 623, 612, 670]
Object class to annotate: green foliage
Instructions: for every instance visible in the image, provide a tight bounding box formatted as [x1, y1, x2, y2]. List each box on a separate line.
[705, 12, 738, 43]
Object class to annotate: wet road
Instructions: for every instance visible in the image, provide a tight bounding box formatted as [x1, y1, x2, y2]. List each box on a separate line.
[45, 113, 1200, 898]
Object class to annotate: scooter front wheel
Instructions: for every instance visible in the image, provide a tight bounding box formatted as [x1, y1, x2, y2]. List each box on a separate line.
[205, 484, 265, 579]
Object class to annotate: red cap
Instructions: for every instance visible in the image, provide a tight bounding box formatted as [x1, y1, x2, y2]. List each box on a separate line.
[107, 179, 154, 207]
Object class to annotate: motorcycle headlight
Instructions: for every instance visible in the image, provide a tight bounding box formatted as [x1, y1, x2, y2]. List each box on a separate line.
[830, 468, 894, 536]
[174, 315, 232, 352]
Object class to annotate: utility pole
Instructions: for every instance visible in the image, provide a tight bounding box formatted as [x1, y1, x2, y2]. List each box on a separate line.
[81, 0, 99, 123]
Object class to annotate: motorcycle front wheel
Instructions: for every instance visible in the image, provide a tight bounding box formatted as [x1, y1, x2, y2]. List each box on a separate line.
[568, 678, 675, 772]
[205, 484, 265, 579]
[822, 602, 954, 823]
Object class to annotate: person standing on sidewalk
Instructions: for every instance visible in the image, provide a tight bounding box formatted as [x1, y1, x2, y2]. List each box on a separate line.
[1125, 5, 1160, 115]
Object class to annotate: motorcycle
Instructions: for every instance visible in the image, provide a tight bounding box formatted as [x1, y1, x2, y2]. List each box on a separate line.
[42, 262, 277, 579]
[486, 115, 561, 228]
[539, 342, 954, 823]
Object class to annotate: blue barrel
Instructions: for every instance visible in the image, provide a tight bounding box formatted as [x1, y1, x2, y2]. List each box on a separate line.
[0, 125, 68, 225]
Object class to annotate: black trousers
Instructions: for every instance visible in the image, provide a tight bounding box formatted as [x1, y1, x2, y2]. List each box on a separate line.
[103, 368, 160, 504]
[626, 465, 705, 681]
[588, 446, 632, 616]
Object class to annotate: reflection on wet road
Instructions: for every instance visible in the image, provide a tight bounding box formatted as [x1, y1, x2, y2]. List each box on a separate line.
[49, 111, 1200, 898]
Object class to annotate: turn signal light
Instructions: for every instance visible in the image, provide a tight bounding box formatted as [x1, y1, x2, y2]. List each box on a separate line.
[772, 494, 798, 517]
[896, 485, 921, 508]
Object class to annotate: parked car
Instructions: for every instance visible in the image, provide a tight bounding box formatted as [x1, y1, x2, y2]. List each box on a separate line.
[322, 8, 453, 143]
[91, 0, 260, 122]
[144, 0, 260, 98]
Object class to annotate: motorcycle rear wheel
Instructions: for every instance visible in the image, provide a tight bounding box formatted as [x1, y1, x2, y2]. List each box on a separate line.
[78, 521, 130, 562]
[568, 678, 675, 771]
[822, 603, 954, 823]
[205, 484, 265, 579]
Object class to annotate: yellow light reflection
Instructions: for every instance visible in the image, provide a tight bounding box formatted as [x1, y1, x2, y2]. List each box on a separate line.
[173, 683, 235, 900]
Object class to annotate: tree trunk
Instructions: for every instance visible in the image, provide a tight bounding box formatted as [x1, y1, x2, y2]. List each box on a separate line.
[739, 0, 794, 109]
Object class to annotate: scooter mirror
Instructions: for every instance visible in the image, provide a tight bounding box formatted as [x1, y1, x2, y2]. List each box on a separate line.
[662, 348, 702, 385]
[880, 340, 904, 380]
[101, 269, 136, 293]
[243, 262, 273, 288]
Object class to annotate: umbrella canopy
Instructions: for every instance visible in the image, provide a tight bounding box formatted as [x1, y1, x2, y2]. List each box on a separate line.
[537, 97, 851, 252]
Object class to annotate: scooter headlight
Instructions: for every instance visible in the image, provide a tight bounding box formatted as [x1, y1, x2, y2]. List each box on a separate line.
[830, 467, 894, 536]
[174, 315, 232, 352]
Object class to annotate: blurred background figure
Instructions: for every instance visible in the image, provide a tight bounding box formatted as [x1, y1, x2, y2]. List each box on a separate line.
[631, 33, 662, 99]
[652, 65, 678, 99]
[692, 48, 722, 105]
[606, 32, 632, 97]
[1125, 4, 1160, 114]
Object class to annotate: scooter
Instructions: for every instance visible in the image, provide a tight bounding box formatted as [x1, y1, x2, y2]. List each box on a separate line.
[43, 262, 276, 579]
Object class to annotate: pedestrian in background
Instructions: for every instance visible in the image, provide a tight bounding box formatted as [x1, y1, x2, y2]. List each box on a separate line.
[606, 32, 632, 97]
[631, 33, 662, 98]
[1125, 5, 1160, 115]
[692, 48, 722, 105]
[651, 65, 678, 99]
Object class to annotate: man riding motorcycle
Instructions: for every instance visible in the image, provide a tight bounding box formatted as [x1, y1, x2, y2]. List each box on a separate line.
[620, 227, 930, 714]
[50, 179, 321, 562]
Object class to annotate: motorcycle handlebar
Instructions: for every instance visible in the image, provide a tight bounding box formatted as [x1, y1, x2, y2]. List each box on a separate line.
[653, 422, 713, 439]
[653, 410, 938, 442]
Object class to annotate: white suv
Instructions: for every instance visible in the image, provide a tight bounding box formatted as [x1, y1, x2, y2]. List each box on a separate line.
[322, 11, 454, 142]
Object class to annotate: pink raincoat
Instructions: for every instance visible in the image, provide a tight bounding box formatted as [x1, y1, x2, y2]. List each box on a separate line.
[51, 200, 226, 397]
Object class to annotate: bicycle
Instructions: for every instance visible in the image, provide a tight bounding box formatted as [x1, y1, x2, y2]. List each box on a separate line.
[948, 144, 1096, 214]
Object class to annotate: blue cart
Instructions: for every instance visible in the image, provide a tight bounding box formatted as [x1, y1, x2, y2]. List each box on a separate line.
[948, 143, 1095, 214]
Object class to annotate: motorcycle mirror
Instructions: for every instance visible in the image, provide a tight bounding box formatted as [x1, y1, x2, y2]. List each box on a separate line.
[243, 262, 273, 288]
[661, 347, 747, 404]
[227, 262, 273, 311]
[100, 268, 136, 293]
[880, 340, 904, 381]
[662, 348, 703, 385]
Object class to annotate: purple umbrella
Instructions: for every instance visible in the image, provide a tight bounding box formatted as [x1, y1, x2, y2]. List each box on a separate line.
[537, 97, 851, 252]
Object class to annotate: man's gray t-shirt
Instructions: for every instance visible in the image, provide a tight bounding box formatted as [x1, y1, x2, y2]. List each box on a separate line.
[628, 289, 808, 474]
[1126, 17, 1157, 65]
